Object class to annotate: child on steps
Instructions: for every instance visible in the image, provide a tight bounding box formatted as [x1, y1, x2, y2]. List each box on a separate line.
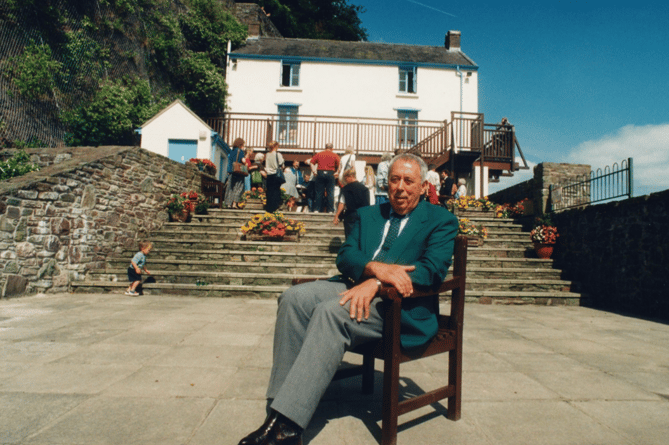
[125, 241, 152, 296]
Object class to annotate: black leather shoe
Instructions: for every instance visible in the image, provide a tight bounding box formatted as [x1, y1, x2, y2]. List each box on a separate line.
[238, 410, 303, 445]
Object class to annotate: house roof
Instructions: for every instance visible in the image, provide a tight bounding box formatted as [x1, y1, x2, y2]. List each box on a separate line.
[230, 37, 478, 69]
[140, 99, 213, 130]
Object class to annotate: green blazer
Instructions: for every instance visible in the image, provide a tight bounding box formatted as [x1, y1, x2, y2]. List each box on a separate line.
[335, 200, 459, 348]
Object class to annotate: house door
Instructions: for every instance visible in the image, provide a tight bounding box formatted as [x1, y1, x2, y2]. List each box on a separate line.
[397, 109, 418, 148]
[168, 139, 197, 164]
[277, 104, 299, 145]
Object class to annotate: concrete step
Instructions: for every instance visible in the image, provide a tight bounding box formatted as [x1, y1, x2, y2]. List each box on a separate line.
[86, 269, 331, 286]
[467, 278, 575, 292]
[106, 259, 338, 274]
[150, 238, 343, 254]
[466, 246, 532, 258]
[460, 290, 583, 306]
[148, 248, 339, 262]
[71, 281, 290, 298]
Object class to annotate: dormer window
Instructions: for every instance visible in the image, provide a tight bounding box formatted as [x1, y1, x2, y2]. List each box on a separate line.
[281, 60, 300, 87]
[399, 65, 416, 93]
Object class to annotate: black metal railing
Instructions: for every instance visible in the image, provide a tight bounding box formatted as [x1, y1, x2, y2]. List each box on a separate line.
[550, 158, 634, 211]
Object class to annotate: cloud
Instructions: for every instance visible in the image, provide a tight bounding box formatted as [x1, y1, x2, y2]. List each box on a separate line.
[567, 123, 669, 195]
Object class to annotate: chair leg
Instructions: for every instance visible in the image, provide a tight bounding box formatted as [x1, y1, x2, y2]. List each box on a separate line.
[381, 354, 400, 445]
[447, 345, 462, 420]
[362, 354, 374, 394]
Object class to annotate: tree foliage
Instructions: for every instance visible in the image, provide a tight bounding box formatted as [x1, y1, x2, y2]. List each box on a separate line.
[3, 41, 63, 100]
[2, 0, 248, 146]
[256, 0, 367, 41]
[62, 77, 171, 147]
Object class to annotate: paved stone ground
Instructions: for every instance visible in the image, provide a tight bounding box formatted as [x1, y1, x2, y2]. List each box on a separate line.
[1, 293, 668, 445]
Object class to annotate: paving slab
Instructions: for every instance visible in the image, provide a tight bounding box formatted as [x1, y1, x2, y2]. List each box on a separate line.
[1, 292, 668, 445]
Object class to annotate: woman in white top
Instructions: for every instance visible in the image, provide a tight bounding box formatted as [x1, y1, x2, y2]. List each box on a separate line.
[265, 141, 285, 213]
[455, 178, 468, 199]
[364, 164, 376, 205]
[337, 146, 356, 187]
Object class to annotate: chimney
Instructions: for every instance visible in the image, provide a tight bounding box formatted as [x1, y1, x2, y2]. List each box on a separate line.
[247, 23, 260, 38]
[445, 30, 461, 50]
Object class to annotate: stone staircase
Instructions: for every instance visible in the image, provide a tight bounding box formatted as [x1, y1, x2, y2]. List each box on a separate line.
[456, 210, 582, 304]
[73, 206, 582, 305]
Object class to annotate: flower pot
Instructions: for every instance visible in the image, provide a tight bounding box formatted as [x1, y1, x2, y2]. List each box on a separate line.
[169, 209, 190, 223]
[466, 236, 483, 247]
[245, 234, 285, 242]
[534, 242, 554, 259]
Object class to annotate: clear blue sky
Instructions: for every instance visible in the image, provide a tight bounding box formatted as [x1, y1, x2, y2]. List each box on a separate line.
[353, 0, 669, 195]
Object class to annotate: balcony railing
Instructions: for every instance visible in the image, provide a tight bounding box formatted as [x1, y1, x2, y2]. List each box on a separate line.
[207, 112, 525, 170]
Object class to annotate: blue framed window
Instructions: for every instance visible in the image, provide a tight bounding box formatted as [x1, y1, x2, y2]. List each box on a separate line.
[281, 60, 300, 87]
[397, 109, 418, 147]
[277, 104, 299, 144]
[399, 65, 417, 93]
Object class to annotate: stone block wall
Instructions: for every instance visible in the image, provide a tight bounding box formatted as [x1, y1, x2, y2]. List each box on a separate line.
[552, 189, 669, 320]
[489, 162, 591, 214]
[0, 146, 203, 297]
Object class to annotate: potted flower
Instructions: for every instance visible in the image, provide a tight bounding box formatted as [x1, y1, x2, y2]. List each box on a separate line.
[458, 218, 488, 247]
[241, 187, 267, 209]
[188, 158, 217, 176]
[476, 196, 496, 211]
[495, 198, 528, 219]
[447, 195, 497, 212]
[165, 194, 190, 222]
[530, 214, 559, 259]
[240, 211, 306, 241]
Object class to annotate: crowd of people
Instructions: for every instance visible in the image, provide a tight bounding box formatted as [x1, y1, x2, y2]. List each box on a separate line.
[223, 138, 470, 219]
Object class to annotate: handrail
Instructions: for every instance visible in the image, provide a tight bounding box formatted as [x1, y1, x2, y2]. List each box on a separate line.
[206, 113, 523, 173]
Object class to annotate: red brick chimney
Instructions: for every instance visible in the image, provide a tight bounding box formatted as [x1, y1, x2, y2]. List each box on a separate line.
[445, 30, 461, 50]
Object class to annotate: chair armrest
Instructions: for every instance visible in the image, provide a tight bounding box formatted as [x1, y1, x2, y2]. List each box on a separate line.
[377, 275, 464, 301]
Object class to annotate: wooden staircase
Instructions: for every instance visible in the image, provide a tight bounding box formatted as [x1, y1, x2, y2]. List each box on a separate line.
[73, 206, 582, 305]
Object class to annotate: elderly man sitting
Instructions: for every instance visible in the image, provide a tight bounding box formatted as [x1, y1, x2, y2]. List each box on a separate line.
[238, 153, 459, 445]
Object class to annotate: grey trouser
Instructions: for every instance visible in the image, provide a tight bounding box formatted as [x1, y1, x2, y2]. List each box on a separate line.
[267, 280, 385, 428]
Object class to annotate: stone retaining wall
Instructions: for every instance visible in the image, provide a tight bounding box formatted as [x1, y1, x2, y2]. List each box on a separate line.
[0, 146, 203, 297]
[489, 162, 591, 214]
[551, 189, 669, 320]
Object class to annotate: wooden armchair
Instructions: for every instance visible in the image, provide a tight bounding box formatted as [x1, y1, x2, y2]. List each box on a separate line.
[200, 175, 225, 209]
[293, 235, 467, 445]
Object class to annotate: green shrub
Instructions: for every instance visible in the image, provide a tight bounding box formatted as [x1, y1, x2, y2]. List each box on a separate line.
[180, 51, 227, 116]
[62, 76, 173, 146]
[3, 41, 64, 100]
[0, 150, 40, 181]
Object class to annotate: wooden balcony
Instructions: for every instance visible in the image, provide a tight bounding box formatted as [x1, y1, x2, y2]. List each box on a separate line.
[206, 112, 527, 176]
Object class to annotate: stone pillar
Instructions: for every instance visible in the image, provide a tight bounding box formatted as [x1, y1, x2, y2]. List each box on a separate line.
[534, 163, 591, 214]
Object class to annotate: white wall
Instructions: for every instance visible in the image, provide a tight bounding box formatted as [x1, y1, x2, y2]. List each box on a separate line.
[226, 59, 478, 121]
[140, 103, 213, 160]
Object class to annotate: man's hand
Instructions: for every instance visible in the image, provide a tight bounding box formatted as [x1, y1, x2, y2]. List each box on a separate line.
[339, 278, 379, 322]
[365, 262, 416, 297]
[135, 267, 141, 275]
[332, 216, 340, 225]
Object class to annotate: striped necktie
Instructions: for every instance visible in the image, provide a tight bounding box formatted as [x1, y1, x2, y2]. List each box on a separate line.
[375, 214, 405, 262]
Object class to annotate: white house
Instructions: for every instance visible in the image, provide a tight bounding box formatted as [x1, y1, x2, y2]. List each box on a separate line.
[138, 99, 230, 182]
[218, 31, 525, 197]
[226, 31, 477, 124]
